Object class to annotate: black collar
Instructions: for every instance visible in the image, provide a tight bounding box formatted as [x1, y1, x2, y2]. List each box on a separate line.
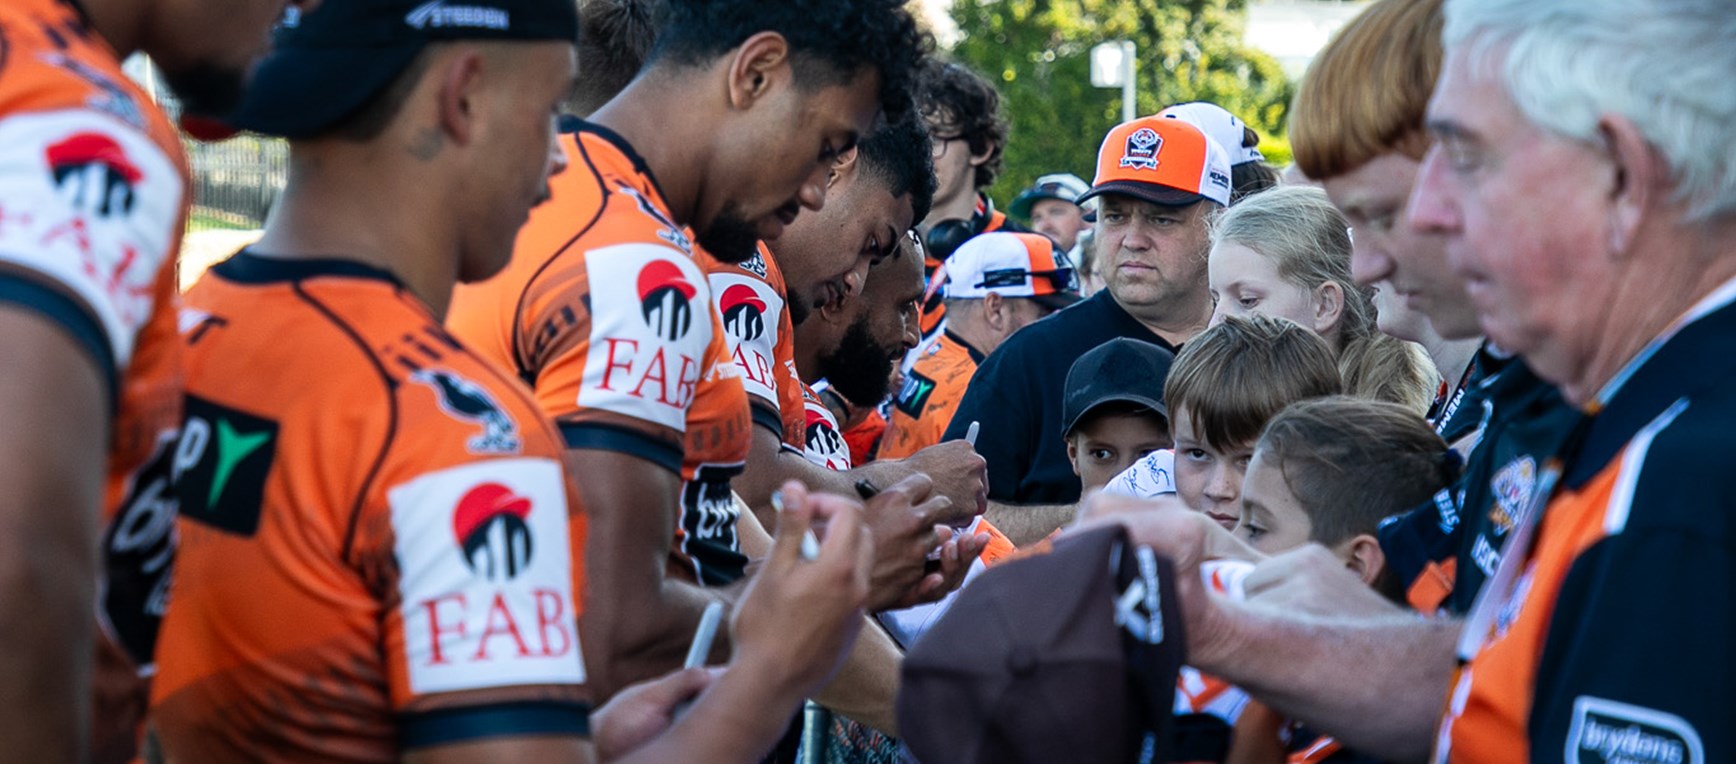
[944, 329, 986, 364]
[214, 250, 404, 287]
[564, 117, 672, 210]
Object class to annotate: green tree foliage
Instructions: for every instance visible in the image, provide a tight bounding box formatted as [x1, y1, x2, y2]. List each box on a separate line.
[948, 0, 1294, 205]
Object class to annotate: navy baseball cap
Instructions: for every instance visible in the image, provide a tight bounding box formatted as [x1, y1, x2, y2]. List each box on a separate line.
[1062, 338, 1174, 438]
[226, 0, 580, 139]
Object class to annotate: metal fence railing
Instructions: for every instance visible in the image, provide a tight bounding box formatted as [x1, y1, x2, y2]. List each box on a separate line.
[183, 135, 286, 229]
[127, 57, 287, 229]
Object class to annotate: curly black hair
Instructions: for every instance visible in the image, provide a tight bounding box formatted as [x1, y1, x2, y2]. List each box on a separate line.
[916, 58, 1007, 190]
[856, 112, 938, 226]
[648, 0, 924, 121]
[570, 0, 667, 115]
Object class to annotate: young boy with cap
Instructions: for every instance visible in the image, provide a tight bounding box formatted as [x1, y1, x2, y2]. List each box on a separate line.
[1061, 338, 1176, 495]
[882, 231, 1080, 459]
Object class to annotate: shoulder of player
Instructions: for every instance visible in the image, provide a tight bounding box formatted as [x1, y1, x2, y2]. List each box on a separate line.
[0, 23, 181, 157]
[183, 279, 413, 416]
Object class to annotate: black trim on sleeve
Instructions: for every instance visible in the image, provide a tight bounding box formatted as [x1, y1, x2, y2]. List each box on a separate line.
[400, 700, 592, 749]
[559, 420, 684, 474]
[0, 272, 117, 408]
[749, 399, 784, 436]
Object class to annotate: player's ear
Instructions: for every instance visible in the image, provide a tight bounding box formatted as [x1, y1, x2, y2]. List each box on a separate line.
[1066, 437, 1082, 475]
[432, 47, 489, 148]
[726, 31, 792, 111]
[827, 146, 861, 188]
[1341, 533, 1386, 587]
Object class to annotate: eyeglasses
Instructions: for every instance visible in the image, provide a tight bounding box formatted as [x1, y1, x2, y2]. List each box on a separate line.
[930, 133, 966, 159]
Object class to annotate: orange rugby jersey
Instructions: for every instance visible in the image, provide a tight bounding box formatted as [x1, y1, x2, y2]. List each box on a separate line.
[703, 242, 807, 447]
[881, 330, 984, 459]
[0, 0, 190, 753]
[154, 254, 590, 761]
[448, 122, 750, 585]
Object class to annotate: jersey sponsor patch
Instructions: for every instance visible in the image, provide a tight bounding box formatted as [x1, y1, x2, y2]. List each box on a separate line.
[709, 272, 784, 405]
[578, 243, 711, 431]
[678, 462, 746, 584]
[803, 400, 850, 471]
[389, 458, 585, 695]
[0, 110, 181, 364]
[894, 370, 938, 418]
[176, 395, 279, 537]
[1566, 696, 1703, 764]
[101, 428, 182, 666]
[411, 368, 522, 455]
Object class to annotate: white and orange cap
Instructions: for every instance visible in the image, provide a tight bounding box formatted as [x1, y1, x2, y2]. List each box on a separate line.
[1077, 115, 1233, 208]
[1158, 102, 1266, 166]
[942, 232, 1082, 310]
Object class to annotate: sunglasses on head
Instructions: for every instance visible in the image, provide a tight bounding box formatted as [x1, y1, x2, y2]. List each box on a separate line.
[976, 266, 1078, 292]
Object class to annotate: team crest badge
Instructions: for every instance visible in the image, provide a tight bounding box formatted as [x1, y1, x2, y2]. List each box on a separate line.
[1120, 128, 1163, 171]
[1488, 457, 1536, 537]
[412, 369, 522, 455]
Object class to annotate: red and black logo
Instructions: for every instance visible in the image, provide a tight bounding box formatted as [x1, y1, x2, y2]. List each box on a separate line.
[452, 483, 535, 581]
[720, 284, 767, 343]
[47, 132, 141, 218]
[637, 260, 696, 342]
[805, 409, 844, 456]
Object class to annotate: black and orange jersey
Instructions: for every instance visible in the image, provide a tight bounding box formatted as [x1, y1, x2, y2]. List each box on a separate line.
[448, 122, 750, 586]
[153, 254, 590, 761]
[0, 0, 190, 750]
[1377, 351, 1578, 616]
[881, 331, 984, 459]
[702, 242, 806, 447]
[1435, 282, 1736, 762]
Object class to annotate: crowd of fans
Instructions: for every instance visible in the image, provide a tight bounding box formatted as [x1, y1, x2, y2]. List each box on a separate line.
[3, 0, 1732, 761]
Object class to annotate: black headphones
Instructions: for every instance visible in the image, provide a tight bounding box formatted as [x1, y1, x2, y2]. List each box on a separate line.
[922, 197, 999, 262]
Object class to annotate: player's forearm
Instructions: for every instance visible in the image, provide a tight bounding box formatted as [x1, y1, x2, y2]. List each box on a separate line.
[984, 500, 1075, 546]
[582, 571, 736, 699]
[735, 426, 860, 527]
[810, 616, 902, 736]
[1206, 606, 1457, 762]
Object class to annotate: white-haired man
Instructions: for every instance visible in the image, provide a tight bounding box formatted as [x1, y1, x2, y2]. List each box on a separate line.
[1093, 0, 1736, 761]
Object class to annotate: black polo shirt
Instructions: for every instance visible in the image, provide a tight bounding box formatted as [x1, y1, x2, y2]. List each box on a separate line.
[942, 289, 1178, 504]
